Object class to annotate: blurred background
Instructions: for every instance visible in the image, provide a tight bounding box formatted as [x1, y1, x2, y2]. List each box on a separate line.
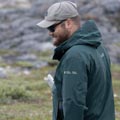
[0, 0, 119, 120]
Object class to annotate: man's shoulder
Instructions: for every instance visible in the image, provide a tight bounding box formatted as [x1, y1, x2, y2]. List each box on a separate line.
[62, 45, 92, 62]
[67, 45, 93, 55]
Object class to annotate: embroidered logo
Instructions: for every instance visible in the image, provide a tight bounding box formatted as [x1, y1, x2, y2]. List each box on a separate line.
[64, 71, 77, 75]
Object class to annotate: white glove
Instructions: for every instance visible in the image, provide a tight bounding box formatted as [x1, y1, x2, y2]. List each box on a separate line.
[44, 74, 54, 89]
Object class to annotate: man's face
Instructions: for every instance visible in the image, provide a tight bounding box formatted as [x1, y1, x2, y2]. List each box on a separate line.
[48, 21, 70, 46]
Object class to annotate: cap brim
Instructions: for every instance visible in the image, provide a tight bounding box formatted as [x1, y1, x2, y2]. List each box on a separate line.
[36, 20, 58, 28]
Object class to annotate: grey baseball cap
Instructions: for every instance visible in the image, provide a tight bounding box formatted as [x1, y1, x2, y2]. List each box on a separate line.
[37, 1, 79, 28]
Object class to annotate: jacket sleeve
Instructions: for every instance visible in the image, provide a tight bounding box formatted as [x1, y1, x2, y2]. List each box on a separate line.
[62, 53, 88, 120]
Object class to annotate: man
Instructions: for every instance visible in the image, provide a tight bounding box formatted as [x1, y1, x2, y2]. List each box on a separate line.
[37, 1, 115, 120]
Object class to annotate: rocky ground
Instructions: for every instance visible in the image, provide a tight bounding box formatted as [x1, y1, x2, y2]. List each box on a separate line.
[0, 0, 120, 68]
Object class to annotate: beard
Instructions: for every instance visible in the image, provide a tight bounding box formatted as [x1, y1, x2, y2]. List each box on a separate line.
[52, 28, 70, 46]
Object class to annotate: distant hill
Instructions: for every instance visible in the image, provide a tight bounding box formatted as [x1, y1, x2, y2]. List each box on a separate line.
[0, 0, 120, 63]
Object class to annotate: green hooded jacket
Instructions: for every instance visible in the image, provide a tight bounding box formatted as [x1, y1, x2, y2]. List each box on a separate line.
[52, 20, 115, 120]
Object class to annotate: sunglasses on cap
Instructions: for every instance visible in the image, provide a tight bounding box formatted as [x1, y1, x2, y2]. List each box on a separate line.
[47, 20, 65, 32]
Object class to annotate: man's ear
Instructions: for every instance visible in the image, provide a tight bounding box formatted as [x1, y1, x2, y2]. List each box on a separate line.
[65, 19, 73, 29]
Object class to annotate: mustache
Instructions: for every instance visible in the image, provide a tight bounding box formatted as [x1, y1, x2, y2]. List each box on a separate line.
[52, 34, 57, 38]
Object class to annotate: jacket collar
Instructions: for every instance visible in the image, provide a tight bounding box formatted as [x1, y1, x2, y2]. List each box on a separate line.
[53, 20, 102, 61]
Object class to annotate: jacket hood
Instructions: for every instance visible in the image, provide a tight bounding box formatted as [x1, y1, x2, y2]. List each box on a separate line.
[53, 20, 102, 60]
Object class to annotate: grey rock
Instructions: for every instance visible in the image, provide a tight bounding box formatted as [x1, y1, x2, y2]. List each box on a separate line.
[100, 0, 120, 14]
[0, 67, 7, 78]
[108, 44, 120, 64]
[32, 61, 48, 69]
[14, 41, 53, 52]
[0, 0, 119, 64]
[39, 42, 54, 51]
[79, 4, 95, 14]
[16, 54, 37, 61]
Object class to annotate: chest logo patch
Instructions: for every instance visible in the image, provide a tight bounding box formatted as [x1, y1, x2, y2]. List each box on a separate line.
[64, 71, 77, 75]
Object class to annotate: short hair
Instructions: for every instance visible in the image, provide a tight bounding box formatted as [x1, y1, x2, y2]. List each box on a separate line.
[60, 16, 80, 28]
[71, 16, 80, 26]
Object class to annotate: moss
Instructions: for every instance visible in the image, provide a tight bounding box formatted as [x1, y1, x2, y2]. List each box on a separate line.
[116, 42, 120, 47]
[111, 64, 120, 73]
[13, 61, 33, 68]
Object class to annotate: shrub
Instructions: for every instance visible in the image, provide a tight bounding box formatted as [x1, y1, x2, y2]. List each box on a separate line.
[0, 85, 32, 104]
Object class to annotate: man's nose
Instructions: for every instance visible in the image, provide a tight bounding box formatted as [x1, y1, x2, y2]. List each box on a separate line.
[49, 31, 54, 36]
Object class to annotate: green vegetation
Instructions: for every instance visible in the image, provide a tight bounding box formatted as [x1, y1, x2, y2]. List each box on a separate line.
[0, 50, 119, 120]
[0, 65, 54, 120]
[116, 42, 120, 47]
[111, 64, 120, 119]
[0, 50, 54, 120]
